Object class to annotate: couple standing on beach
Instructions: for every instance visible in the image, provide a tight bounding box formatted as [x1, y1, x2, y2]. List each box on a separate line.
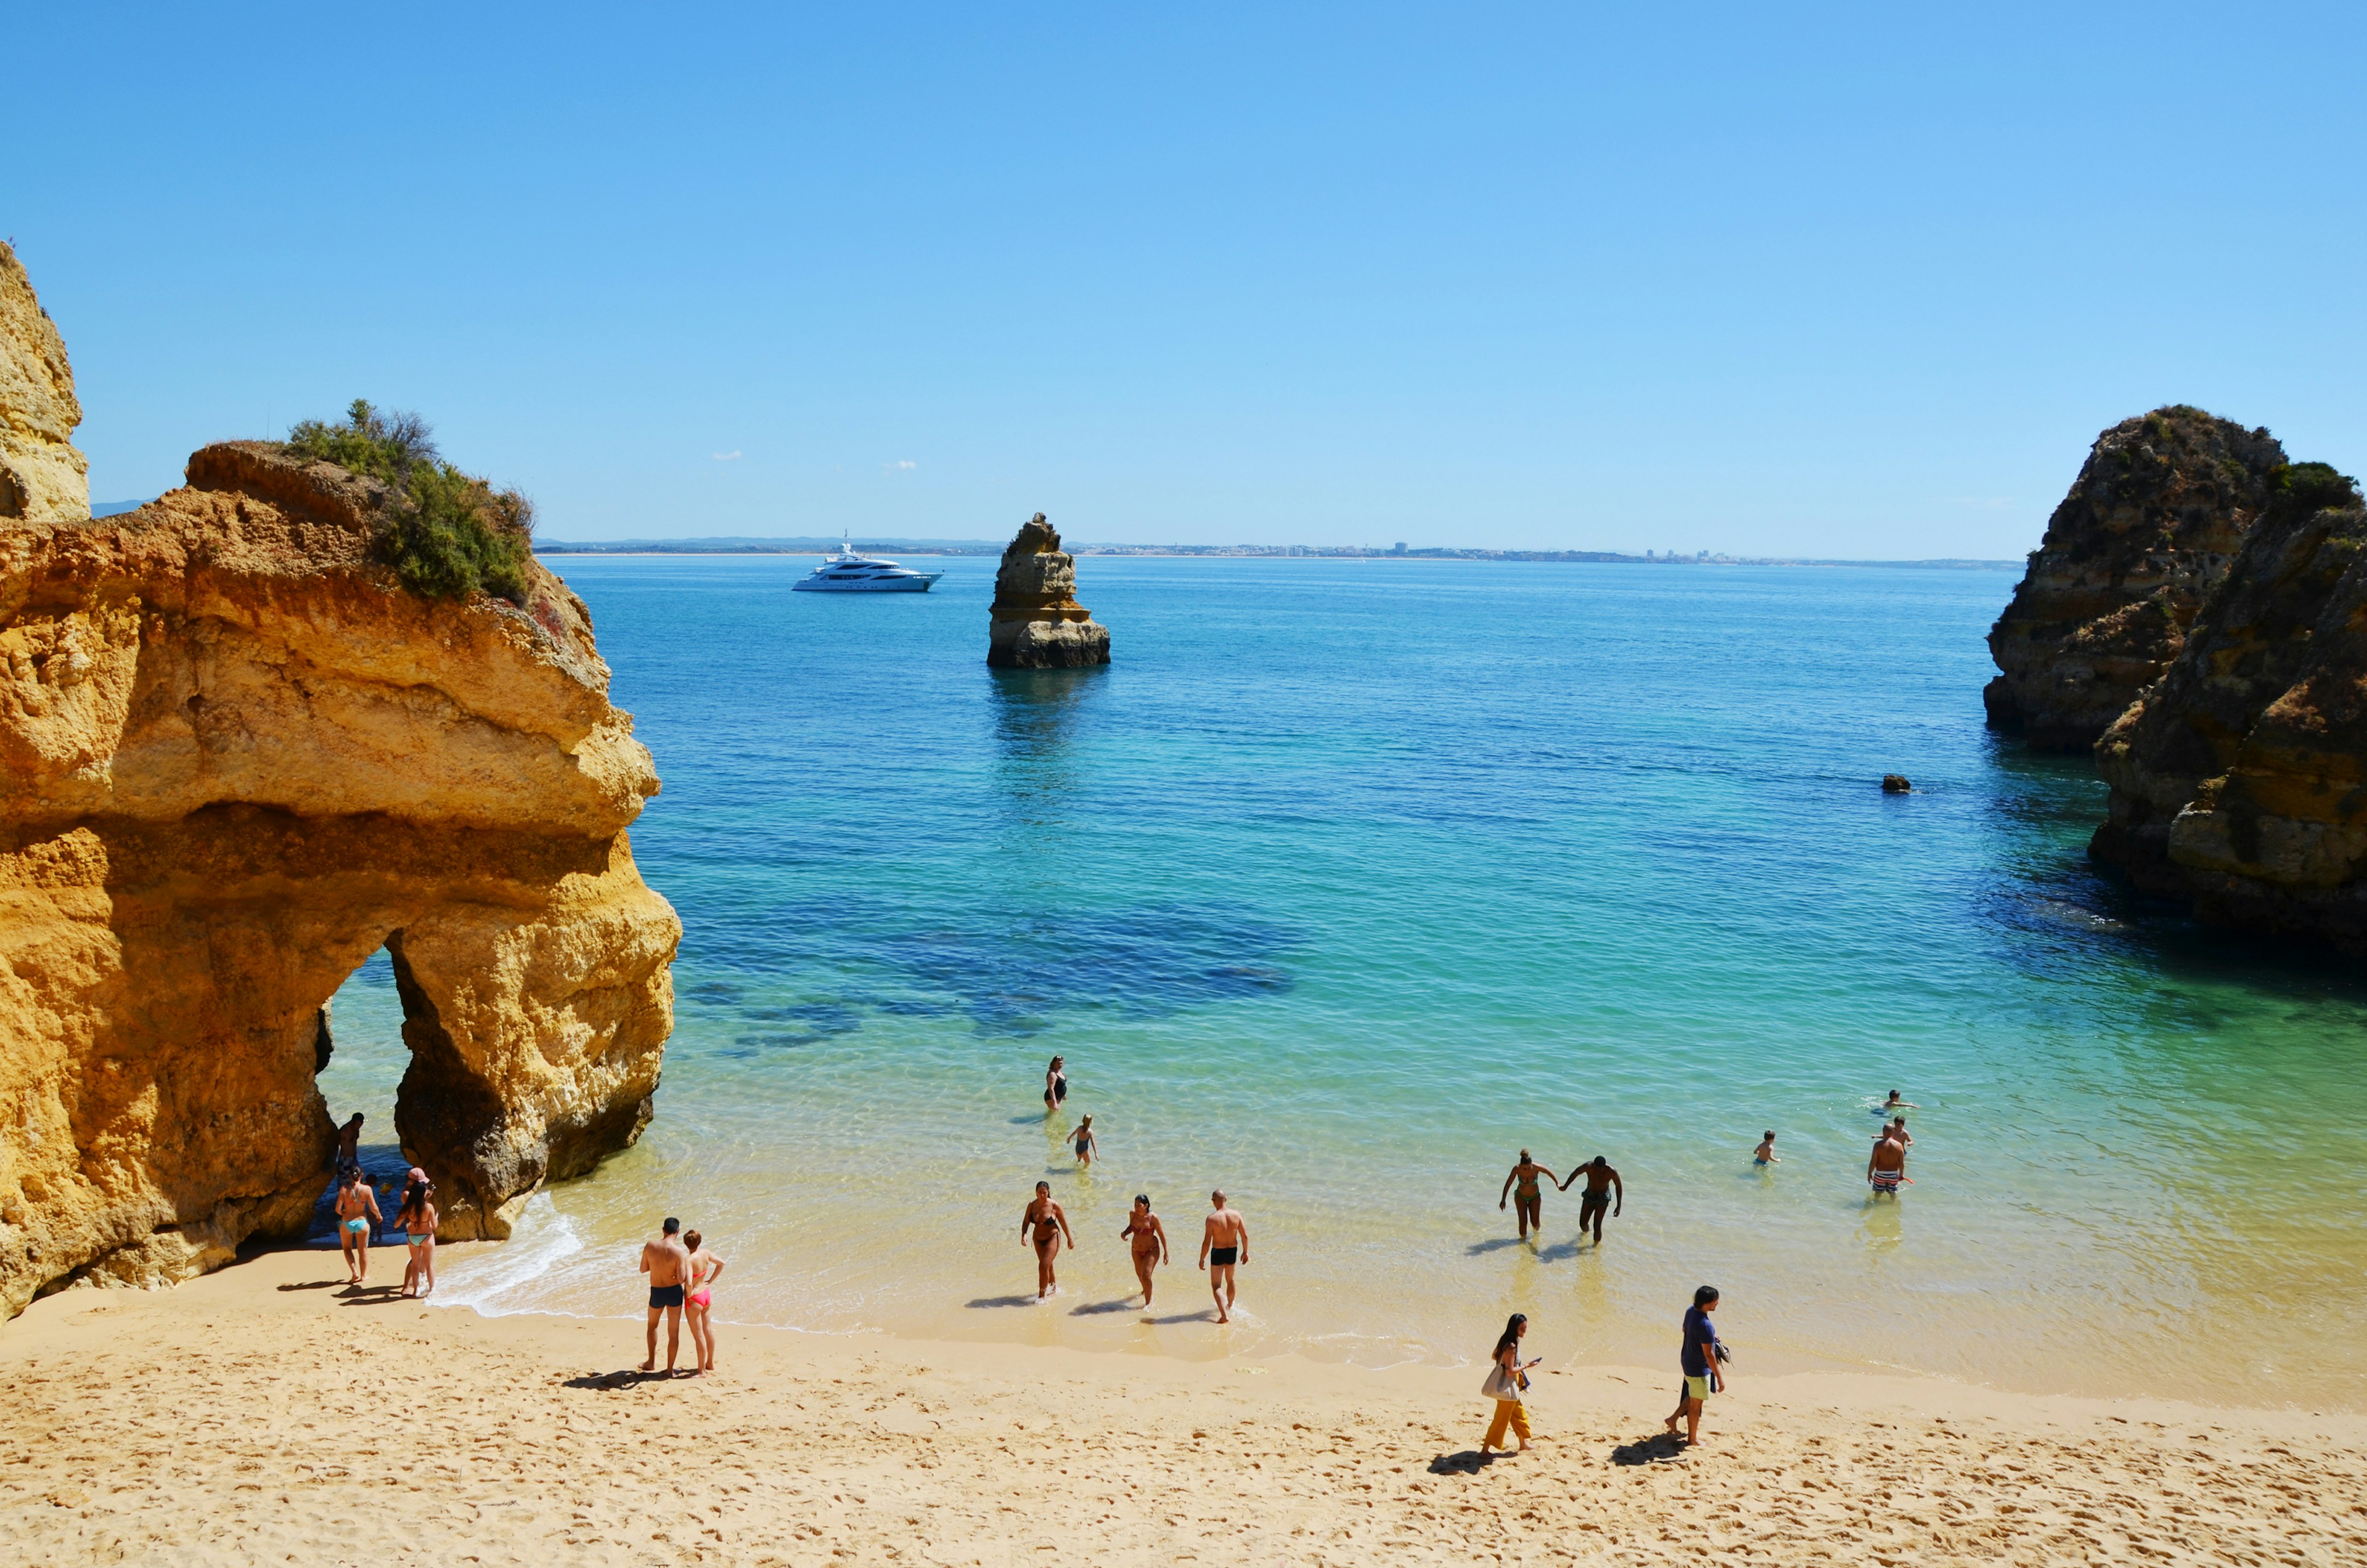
[638, 1217, 727, 1376]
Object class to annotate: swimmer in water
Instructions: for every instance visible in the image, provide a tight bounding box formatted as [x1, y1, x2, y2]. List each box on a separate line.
[1072, 1114, 1098, 1168]
[1753, 1132, 1778, 1166]
[1878, 1090, 1919, 1113]
[1119, 1194, 1169, 1305]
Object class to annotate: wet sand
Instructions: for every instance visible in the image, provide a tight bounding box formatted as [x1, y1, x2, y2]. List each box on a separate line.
[5, 1247, 2362, 1566]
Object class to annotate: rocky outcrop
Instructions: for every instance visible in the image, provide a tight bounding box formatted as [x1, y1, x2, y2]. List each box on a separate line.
[2, 290, 679, 1315]
[0, 243, 88, 525]
[1985, 407, 2285, 749]
[987, 514, 1110, 669]
[2091, 462, 2367, 947]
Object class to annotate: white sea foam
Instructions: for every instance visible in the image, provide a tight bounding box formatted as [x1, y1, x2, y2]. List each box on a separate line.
[428, 1193, 586, 1316]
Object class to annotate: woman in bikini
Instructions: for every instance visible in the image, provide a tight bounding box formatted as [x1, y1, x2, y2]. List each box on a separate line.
[682, 1228, 726, 1374]
[1119, 1194, 1168, 1306]
[1072, 1114, 1098, 1168]
[395, 1170, 438, 1299]
[334, 1169, 382, 1284]
[1021, 1181, 1074, 1299]
[1498, 1150, 1553, 1239]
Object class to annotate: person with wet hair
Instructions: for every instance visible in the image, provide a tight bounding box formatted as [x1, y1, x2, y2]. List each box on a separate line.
[1119, 1194, 1168, 1305]
[1022, 1182, 1073, 1299]
[1498, 1149, 1555, 1239]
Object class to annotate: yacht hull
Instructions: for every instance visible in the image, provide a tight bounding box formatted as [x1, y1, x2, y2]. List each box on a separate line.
[791, 574, 941, 592]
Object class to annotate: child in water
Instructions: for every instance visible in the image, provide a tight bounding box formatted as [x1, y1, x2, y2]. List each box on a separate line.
[1072, 1114, 1098, 1168]
[1754, 1132, 1778, 1166]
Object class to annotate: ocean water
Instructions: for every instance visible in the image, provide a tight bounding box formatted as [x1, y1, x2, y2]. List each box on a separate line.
[315, 555, 2367, 1408]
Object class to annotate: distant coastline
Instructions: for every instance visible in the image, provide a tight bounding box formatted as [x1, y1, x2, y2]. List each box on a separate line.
[533, 536, 2020, 569]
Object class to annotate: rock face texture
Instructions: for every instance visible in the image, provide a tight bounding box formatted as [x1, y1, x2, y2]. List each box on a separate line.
[0, 243, 88, 526]
[987, 514, 1110, 669]
[2091, 463, 2367, 947]
[1, 419, 679, 1312]
[1985, 408, 2286, 749]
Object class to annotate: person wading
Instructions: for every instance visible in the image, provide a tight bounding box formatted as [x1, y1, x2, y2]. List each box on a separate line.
[1120, 1195, 1169, 1307]
[1868, 1129, 1907, 1197]
[1498, 1149, 1555, 1240]
[1199, 1190, 1250, 1325]
[1021, 1182, 1074, 1299]
[639, 1217, 693, 1374]
[1559, 1155, 1624, 1245]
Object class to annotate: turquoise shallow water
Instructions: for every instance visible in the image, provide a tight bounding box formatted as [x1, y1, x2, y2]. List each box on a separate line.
[318, 555, 2367, 1407]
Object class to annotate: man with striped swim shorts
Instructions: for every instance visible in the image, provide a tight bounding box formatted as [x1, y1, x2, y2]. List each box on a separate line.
[1867, 1130, 1907, 1197]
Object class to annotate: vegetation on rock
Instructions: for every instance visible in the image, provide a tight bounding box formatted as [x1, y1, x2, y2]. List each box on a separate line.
[284, 399, 534, 604]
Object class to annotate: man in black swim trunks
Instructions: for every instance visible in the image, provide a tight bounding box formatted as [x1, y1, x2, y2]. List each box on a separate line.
[1200, 1190, 1249, 1325]
[639, 1217, 692, 1374]
[1560, 1156, 1623, 1246]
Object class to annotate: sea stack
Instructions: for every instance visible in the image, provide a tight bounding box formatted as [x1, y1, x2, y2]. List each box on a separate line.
[1984, 407, 2284, 749]
[987, 512, 1110, 669]
[0, 255, 681, 1316]
[2091, 460, 2367, 947]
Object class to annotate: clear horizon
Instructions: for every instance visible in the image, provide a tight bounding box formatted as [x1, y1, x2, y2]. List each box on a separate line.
[9, 4, 2363, 556]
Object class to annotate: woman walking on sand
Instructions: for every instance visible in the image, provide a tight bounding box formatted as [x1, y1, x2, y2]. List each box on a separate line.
[1481, 1312, 1541, 1456]
[683, 1229, 726, 1374]
[334, 1169, 381, 1284]
[396, 1169, 437, 1299]
[1119, 1194, 1168, 1305]
[1021, 1181, 1074, 1299]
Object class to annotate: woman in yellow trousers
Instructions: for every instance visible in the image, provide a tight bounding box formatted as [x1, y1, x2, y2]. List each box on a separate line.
[1482, 1312, 1540, 1454]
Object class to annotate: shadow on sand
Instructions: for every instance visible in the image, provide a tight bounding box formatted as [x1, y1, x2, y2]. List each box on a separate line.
[965, 1294, 1051, 1310]
[1612, 1432, 1690, 1466]
[563, 1369, 689, 1391]
[1427, 1450, 1506, 1476]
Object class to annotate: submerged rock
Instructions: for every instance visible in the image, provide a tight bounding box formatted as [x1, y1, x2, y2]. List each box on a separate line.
[1985, 407, 2284, 749]
[2091, 461, 2367, 947]
[0, 271, 679, 1315]
[987, 513, 1110, 669]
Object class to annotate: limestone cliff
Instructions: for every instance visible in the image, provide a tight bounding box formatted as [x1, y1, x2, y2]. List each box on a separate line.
[1985, 407, 2284, 749]
[2091, 462, 2367, 947]
[987, 514, 1110, 669]
[0, 243, 88, 525]
[1, 418, 679, 1310]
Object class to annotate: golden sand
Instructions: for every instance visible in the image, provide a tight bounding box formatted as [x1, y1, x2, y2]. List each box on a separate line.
[4, 1247, 2362, 1566]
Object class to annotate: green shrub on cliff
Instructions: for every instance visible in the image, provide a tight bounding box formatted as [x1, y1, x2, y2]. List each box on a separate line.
[284, 400, 534, 605]
[2266, 460, 2363, 521]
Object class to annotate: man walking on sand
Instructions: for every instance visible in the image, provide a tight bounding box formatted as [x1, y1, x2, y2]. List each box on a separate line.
[1560, 1155, 1623, 1245]
[1200, 1190, 1249, 1325]
[639, 1217, 693, 1373]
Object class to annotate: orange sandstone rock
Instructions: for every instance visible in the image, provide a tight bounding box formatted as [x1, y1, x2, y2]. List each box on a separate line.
[1, 282, 678, 1314]
[0, 242, 88, 525]
[1985, 407, 2283, 749]
[987, 514, 1110, 669]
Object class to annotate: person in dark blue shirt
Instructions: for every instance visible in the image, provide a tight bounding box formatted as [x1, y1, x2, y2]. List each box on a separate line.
[1664, 1284, 1726, 1445]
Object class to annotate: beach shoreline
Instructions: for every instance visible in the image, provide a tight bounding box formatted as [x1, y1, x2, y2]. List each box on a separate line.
[6, 1247, 2361, 1566]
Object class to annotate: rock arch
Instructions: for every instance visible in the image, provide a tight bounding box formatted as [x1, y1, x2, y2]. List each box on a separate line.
[0, 252, 679, 1314]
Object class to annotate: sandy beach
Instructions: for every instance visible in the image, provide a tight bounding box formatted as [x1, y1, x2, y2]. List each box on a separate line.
[5, 1249, 2361, 1566]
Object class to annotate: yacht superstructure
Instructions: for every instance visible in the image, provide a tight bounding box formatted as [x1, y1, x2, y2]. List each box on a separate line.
[791, 541, 944, 592]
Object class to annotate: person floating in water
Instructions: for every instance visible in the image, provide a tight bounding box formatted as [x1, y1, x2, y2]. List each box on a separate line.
[1559, 1156, 1622, 1245]
[1753, 1132, 1778, 1166]
[1867, 1129, 1908, 1196]
[1120, 1194, 1168, 1306]
[1071, 1114, 1098, 1168]
[1200, 1190, 1249, 1325]
[1044, 1055, 1069, 1116]
[1022, 1181, 1073, 1299]
[1498, 1149, 1555, 1239]
[1878, 1090, 1919, 1114]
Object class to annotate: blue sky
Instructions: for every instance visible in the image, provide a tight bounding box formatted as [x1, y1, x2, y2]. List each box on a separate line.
[6, 4, 2361, 553]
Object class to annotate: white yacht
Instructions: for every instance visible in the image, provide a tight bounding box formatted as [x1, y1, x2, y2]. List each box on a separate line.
[791, 540, 944, 593]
